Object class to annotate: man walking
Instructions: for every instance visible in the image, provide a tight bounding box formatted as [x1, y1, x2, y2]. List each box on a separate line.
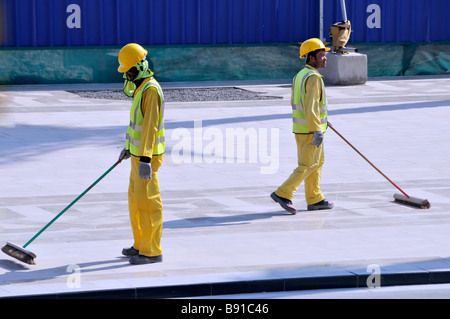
[117, 43, 166, 264]
[271, 38, 334, 214]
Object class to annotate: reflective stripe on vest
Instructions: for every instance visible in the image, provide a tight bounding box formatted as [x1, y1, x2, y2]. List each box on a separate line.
[291, 67, 328, 134]
[126, 78, 165, 156]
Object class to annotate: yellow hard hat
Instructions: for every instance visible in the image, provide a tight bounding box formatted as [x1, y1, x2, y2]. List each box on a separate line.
[118, 43, 148, 73]
[299, 38, 330, 59]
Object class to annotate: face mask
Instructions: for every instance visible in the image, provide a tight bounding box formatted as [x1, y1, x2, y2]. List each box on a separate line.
[123, 79, 136, 97]
[122, 59, 154, 97]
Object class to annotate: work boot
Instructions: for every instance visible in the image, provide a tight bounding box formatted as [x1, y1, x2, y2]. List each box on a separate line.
[270, 192, 297, 215]
[129, 255, 163, 265]
[122, 246, 139, 257]
[307, 199, 334, 211]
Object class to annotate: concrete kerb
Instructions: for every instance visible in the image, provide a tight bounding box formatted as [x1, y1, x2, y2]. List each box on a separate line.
[4, 262, 450, 299]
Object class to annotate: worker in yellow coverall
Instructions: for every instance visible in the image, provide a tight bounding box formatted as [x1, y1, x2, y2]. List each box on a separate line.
[117, 43, 165, 265]
[271, 38, 334, 214]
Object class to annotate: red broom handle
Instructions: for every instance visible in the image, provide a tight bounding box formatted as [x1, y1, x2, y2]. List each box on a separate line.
[328, 123, 410, 198]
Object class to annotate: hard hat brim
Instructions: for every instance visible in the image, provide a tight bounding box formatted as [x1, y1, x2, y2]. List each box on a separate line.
[118, 65, 129, 73]
[300, 47, 331, 59]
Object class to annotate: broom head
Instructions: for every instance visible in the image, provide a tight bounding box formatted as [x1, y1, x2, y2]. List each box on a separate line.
[394, 193, 431, 209]
[1, 242, 36, 265]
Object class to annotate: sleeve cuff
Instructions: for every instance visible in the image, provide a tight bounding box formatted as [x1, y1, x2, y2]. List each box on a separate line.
[140, 156, 151, 163]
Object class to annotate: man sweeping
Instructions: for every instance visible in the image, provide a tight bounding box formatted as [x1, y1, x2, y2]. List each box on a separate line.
[117, 43, 165, 265]
[271, 38, 334, 214]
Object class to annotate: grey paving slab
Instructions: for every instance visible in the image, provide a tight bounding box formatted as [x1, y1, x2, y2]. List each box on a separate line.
[0, 76, 450, 298]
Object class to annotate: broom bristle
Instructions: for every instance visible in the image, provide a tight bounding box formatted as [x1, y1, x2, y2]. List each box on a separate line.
[2, 242, 36, 265]
[393, 194, 431, 209]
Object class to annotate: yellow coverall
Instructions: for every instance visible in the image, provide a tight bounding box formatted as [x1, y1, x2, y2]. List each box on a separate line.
[128, 78, 164, 258]
[275, 65, 326, 205]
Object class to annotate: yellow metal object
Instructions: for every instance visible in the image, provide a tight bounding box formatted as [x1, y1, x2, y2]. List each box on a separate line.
[329, 20, 352, 53]
[118, 43, 148, 73]
[299, 38, 330, 59]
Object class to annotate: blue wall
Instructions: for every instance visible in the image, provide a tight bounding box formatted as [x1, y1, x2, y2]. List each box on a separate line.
[324, 0, 450, 42]
[1, 0, 449, 48]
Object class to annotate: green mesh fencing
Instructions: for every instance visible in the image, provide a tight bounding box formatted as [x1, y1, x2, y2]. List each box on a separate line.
[353, 41, 450, 77]
[0, 41, 448, 85]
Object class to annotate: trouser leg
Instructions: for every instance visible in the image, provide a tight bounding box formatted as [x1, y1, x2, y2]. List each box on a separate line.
[128, 155, 164, 257]
[304, 143, 325, 205]
[275, 134, 324, 203]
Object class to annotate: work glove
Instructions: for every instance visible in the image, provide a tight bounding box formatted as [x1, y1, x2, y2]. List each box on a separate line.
[118, 148, 131, 162]
[138, 162, 152, 180]
[311, 131, 324, 148]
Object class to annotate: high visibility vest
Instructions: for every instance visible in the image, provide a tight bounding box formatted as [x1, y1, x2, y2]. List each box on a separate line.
[126, 78, 165, 157]
[291, 67, 328, 134]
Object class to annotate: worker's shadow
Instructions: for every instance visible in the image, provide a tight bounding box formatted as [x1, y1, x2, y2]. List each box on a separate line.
[0, 211, 291, 285]
[163, 211, 290, 229]
[0, 257, 130, 285]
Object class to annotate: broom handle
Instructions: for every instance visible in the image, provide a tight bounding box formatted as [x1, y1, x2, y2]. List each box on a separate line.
[328, 123, 410, 198]
[23, 159, 123, 249]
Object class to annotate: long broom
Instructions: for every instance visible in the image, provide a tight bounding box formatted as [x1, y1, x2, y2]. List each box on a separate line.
[2, 159, 123, 265]
[328, 122, 430, 209]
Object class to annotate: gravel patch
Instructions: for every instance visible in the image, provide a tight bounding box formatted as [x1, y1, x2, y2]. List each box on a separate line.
[71, 87, 282, 102]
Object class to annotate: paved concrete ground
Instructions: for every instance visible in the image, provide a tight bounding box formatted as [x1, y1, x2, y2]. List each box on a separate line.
[0, 76, 450, 299]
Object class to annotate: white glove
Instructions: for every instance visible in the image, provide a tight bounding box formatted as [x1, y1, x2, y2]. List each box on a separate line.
[138, 162, 152, 180]
[311, 131, 324, 148]
[119, 148, 131, 161]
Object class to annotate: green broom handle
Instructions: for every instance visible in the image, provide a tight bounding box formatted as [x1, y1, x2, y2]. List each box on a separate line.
[23, 159, 123, 249]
